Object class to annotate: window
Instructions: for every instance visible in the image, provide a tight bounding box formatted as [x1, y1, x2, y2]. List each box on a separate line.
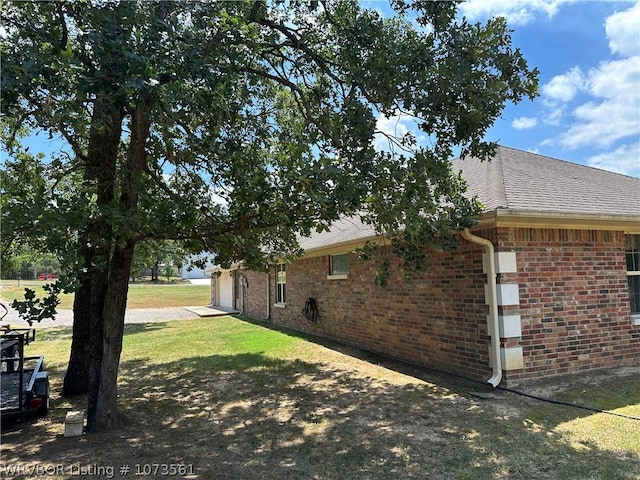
[626, 235, 640, 317]
[276, 264, 286, 305]
[329, 253, 349, 278]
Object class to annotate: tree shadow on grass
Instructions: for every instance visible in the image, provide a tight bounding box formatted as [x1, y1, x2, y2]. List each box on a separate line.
[123, 322, 174, 335]
[2, 348, 639, 480]
[2, 316, 638, 479]
[30, 326, 73, 342]
[238, 315, 640, 420]
[20, 321, 170, 344]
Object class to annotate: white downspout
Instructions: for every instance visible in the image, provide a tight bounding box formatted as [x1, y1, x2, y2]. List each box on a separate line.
[462, 228, 502, 387]
[264, 270, 271, 321]
[239, 273, 245, 315]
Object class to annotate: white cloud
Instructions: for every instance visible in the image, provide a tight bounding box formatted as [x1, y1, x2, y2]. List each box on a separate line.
[605, 1, 640, 57]
[588, 56, 639, 99]
[511, 117, 538, 130]
[374, 112, 412, 152]
[543, 106, 565, 126]
[541, 1, 640, 173]
[586, 142, 640, 178]
[459, 0, 573, 25]
[555, 57, 639, 149]
[376, 113, 409, 138]
[541, 67, 585, 102]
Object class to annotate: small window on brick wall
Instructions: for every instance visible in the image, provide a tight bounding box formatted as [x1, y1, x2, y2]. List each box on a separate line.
[276, 264, 286, 305]
[626, 235, 640, 315]
[330, 254, 349, 276]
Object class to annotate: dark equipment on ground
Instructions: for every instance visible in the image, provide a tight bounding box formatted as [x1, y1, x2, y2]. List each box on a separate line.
[1, 304, 50, 419]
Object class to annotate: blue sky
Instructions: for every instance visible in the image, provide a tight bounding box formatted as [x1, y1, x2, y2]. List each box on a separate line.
[10, 1, 640, 179]
[471, 0, 640, 178]
[378, 0, 640, 177]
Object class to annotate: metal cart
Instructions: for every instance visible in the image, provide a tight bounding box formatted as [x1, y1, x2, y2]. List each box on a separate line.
[1, 304, 50, 419]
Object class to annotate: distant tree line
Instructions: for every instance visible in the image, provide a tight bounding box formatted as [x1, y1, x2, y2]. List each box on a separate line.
[1, 241, 187, 281]
[129, 240, 188, 282]
[1, 248, 60, 280]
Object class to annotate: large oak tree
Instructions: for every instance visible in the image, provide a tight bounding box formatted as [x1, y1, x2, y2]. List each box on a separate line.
[1, 0, 538, 431]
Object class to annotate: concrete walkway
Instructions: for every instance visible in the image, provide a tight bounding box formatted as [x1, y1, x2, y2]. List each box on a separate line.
[1, 305, 236, 329]
[184, 305, 240, 317]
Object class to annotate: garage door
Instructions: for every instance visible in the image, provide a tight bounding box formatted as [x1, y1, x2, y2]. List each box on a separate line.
[218, 272, 234, 308]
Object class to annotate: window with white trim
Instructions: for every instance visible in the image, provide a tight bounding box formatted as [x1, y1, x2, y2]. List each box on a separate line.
[330, 253, 349, 276]
[276, 263, 286, 305]
[626, 235, 640, 315]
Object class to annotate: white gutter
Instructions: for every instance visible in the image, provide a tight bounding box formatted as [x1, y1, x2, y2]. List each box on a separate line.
[474, 209, 640, 234]
[462, 228, 502, 387]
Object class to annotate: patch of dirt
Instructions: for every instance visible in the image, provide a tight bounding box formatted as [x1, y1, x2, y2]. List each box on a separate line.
[506, 365, 640, 399]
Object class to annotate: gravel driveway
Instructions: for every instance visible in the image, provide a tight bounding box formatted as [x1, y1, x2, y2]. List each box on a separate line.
[1, 305, 201, 328]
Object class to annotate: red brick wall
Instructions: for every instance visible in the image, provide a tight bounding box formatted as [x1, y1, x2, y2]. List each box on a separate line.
[240, 270, 269, 319]
[495, 228, 639, 383]
[245, 242, 493, 381]
[241, 227, 639, 385]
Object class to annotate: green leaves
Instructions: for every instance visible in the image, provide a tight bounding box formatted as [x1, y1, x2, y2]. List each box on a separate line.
[0, 1, 541, 431]
[2, 0, 538, 283]
[10, 276, 75, 325]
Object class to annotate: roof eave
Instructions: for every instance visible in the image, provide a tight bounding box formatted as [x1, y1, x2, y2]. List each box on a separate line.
[301, 234, 381, 259]
[205, 262, 242, 273]
[473, 209, 640, 233]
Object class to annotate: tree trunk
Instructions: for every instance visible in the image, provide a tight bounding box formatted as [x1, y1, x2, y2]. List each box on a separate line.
[63, 267, 92, 395]
[85, 260, 109, 421]
[65, 94, 122, 397]
[86, 96, 152, 432]
[152, 261, 159, 282]
[64, 239, 110, 395]
[87, 240, 136, 431]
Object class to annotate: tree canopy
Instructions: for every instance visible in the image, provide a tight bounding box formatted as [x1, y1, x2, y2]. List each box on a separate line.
[1, 0, 538, 431]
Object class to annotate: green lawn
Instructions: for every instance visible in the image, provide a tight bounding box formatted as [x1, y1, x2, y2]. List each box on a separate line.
[4, 316, 639, 480]
[0, 281, 211, 309]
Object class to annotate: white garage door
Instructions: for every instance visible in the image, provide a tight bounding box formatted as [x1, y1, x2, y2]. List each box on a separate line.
[218, 272, 234, 308]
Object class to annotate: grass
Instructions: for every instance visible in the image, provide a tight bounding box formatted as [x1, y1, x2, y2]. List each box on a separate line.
[526, 376, 640, 456]
[0, 280, 211, 309]
[2, 316, 640, 480]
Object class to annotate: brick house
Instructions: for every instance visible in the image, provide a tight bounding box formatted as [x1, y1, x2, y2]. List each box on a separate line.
[210, 146, 640, 386]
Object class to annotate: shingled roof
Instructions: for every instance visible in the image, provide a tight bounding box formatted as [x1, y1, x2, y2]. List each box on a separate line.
[452, 146, 640, 217]
[298, 216, 376, 252]
[299, 146, 640, 253]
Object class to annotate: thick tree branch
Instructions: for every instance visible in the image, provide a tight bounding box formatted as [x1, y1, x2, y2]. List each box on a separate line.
[55, 1, 68, 50]
[4, 110, 37, 152]
[254, 16, 343, 85]
[158, 102, 194, 138]
[21, 93, 90, 162]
